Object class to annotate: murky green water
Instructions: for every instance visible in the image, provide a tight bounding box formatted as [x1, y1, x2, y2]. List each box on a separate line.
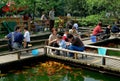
[0, 61, 119, 81]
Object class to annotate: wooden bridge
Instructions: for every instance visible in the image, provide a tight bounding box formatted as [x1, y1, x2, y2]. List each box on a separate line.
[0, 36, 120, 76]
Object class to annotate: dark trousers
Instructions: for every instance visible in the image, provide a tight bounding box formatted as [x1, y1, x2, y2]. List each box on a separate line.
[49, 20, 54, 31]
[25, 42, 30, 48]
[68, 45, 85, 57]
[8, 40, 13, 51]
[8, 43, 13, 51]
[50, 42, 60, 55]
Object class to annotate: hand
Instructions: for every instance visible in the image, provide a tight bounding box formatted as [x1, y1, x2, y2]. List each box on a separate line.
[4, 36, 7, 38]
[53, 39, 57, 42]
[66, 42, 70, 46]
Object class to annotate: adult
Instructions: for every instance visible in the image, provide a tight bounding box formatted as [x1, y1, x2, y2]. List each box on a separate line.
[48, 28, 58, 47]
[102, 25, 111, 39]
[24, 27, 30, 48]
[6, 26, 24, 50]
[73, 22, 79, 31]
[92, 22, 103, 36]
[69, 26, 80, 37]
[49, 8, 55, 31]
[23, 13, 32, 22]
[41, 12, 47, 21]
[67, 34, 85, 57]
[111, 22, 120, 33]
[67, 13, 72, 19]
[41, 12, 49, 31]
[66, 20, 74, 29]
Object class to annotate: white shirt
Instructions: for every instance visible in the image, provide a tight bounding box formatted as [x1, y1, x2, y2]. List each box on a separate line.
[73, 23, 78, 30]
[49, 10, 55, 20]
[67, 13, 71, 18]
[24, 31, 30, 42]
[41, 14, 47, 20]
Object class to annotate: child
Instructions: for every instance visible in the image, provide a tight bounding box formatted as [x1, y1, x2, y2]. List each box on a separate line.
[24, 27, 30, 48]
[55, 34, 67, 55]
[63, 29, 69, 42]
[57, 34, 66, 49]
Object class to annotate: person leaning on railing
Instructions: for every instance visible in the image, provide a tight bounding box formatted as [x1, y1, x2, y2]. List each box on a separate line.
[5, 26, 24, 51]
[67, 34, 85, 57]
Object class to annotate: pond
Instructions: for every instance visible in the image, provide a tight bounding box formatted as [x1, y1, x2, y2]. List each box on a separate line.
[0, 61, 119, 81]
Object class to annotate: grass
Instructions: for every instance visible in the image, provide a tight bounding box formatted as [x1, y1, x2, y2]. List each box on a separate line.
[107, 50, 120, 57]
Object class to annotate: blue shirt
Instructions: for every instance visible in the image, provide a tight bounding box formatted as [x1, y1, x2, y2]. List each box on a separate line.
[7, 31, 24, 44]
[58, 40, 66, 49]
[111, 25, 120, 33]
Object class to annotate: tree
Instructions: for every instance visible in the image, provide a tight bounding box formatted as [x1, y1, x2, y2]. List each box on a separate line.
[64, 0, 87, 17]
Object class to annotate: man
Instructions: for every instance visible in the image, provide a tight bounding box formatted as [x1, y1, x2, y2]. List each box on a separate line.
[111, 21, 120, 33]
[92, 22, 103, 36]
[67, 34, 85, 57]
[49, 8, 55, 31]
[6, 26, 24, 50]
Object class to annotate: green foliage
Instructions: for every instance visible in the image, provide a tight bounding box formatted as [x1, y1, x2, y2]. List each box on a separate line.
[1, 0, 120, 18]
[79, 14, 102, 26]
[64, 0, 87, 16]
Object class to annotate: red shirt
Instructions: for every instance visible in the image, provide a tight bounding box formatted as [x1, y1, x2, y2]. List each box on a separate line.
[92, 25, 102, 35]
[62, 34, 68, 42]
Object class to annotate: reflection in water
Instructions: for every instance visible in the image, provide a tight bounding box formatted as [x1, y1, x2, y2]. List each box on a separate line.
[84, 77, 100, 81]
[62, 73, 70, 81]
[0, 61, 119, 81]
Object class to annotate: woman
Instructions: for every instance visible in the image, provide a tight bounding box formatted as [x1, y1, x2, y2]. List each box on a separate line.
[48, 28, 58, 47]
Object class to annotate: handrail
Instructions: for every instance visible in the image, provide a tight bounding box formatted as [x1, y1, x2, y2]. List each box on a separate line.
[0, 45, 120, 68]
[45, 46, 120, 61]
[0, 39, 48, 48]
[85, 44, 120, 52]
[0, 45, 44, 56]
[0, 32, 50, 41]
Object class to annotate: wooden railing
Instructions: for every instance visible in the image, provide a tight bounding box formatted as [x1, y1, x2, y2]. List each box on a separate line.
[44, 46, 120, 66]
[0, 45, 45, 60]
[0, 45, 120, 73]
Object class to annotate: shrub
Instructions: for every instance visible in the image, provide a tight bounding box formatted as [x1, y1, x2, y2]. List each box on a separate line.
[78, 14, 102, 27]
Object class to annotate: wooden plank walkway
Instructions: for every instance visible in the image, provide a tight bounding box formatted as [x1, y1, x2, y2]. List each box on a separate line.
[0, 38, 91, 64]
[0, 35, 120, 75]
[0, 48, 44, 64]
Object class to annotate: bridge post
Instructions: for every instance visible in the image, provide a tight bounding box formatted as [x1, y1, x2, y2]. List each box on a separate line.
[102, 57, 106, 65]
[17, 52, 21, 60]
[44, 47, 47, 55]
